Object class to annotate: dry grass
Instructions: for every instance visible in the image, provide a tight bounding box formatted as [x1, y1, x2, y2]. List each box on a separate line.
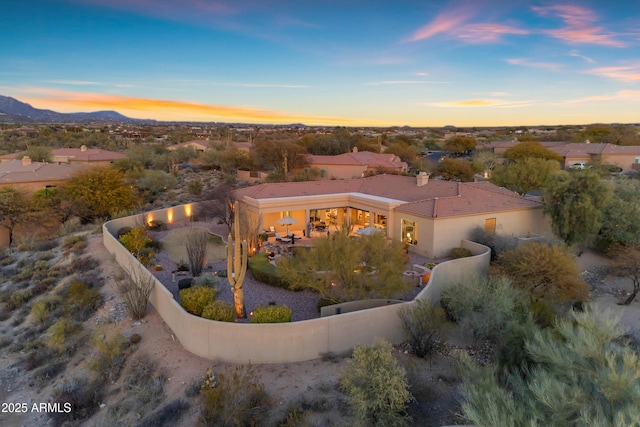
[160, 228, 226, 264]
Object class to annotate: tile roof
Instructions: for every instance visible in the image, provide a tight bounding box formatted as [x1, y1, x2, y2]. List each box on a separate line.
[233, 174, 542, 218]
[52, 147, 126, 162]
[307, 151, 407, 169]
[0, 160, 81, 184]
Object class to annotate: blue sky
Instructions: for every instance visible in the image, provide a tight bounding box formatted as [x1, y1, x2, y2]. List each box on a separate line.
[1, 0, 639, 126]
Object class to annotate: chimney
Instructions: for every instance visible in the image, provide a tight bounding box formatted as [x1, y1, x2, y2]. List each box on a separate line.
[417, 171, 429, 186]
[80, 145, 88, 152]
[352, 146, 358, 153]
[22, 156, 32, 166]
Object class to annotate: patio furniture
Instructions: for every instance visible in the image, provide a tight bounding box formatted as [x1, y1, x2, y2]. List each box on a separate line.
[275, 233, 291, 243]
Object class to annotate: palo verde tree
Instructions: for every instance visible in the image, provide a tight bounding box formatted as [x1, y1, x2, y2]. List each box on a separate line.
[0, 187, 33, 247]
[491, 242, 589, 306]
[596, 177, 640, 251]
[278, 229, 410, 303]
[490, 157, 560, 196]
[504, 141, 562, 162]
[460, 308, 640, 427]
[609, 244, 640, 305]
[542, 170, 610, 246]
[59, 166, 138, 222]
[443, 135, 477, 156]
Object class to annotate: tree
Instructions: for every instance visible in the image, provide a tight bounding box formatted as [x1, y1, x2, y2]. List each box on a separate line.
[20, 146, 52, 163]
[59, 166, 138, 222]
[340, 339, 413, 427]
[491, 242, 589, 305]
[435, 158, 476, 182]
[399, 300, 450, 359]
[138, 170, 178, 196]
[504, 141, 562, 162]
[490, 158, 560, 196]
[597, 177, 640, 251]
[609, 244, 640, 305]
[443, 136, 476, 155]
[460, 308, 640, 427]
[196, 184, 234, 232]
[0, 187, 32, 247]
[473, 149, 501, 176]
[277, 229, 409, 303]
[542, 170, 610, 246]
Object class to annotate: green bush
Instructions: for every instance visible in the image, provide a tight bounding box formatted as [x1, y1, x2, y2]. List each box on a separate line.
[62, 234, 87, 251]
[147, 220, 167, 231]
[199, 364, 270, 427]
[248, 253, 290, 289]
[116, 226, 133, 238]
[31, 296, 61, 325]
[250, 304, 292, 323]
[340, 339, 413, 426]
[177, 278, 193, 290]
[9, 288, 33, 310]
[449, 247, 472, 259]
[179, 286, 217, 316]
[64, 282, 101, 320]
[89, 328, 128, 383]
[202, 301, 236, 322]
[46, 319, 81, 354]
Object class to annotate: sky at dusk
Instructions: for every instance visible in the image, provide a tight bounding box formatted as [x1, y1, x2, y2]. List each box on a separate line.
[1, 0, 639, 127]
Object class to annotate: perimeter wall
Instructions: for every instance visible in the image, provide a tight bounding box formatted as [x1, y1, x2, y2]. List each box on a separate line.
[103, 204, 490, 363]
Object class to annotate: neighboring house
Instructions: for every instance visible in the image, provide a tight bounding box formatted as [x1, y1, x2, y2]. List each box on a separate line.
[232, 173, 551, 258]
[0, 145, 126, 166]
[166, 140, 210, 152]
[484, 141, 640, 170]
[306, 148, 408, 179]
[0, 157, 81, 192]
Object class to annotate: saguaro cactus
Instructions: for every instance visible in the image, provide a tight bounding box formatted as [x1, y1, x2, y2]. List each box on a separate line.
[227, 202, 248, 319]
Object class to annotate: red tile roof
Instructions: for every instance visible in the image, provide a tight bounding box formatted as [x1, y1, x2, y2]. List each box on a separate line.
[0, 160, 81, 184]
[233, 175, 542, 218]
[307, 151, 407, 170]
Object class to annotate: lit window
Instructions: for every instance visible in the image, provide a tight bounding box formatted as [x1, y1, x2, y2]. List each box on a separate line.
[401, 219, 417, 245]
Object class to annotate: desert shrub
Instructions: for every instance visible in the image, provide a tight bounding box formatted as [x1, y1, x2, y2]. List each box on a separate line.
[46, 319, 81, 354]
[440, 276, 528, 342]
[179, 285, 217, 316]
[0, 254, 15, 266]
[8, 288, 33, 310]
[399, 300, 450, 358]
[16, 234, 37, 251]
[340, 338, 413, 426]
[470, 227, 518, 261]
[117, 226, 133, 237]
[250, 304, 292, 323]
[178, 277, 193, 290]
[113, 269, 155, 320]
[497, 316, 540, 376]
[61, 234, 87, 251]
[50, 377, 103, 426]
[194, 274, 219, 288]
[147, 220, 167, 231]
[248, 253, 289, 289]
[58, 217, 82, 236]
[33, 361, 67, 385]
[124, 353, 166, 405]
[23, 344, 55, 371]
[35, 240, 58, 252]
[139, 399, 190, 427]
[32, 260, 51, 281]
[199, 364, 270, 427]
[449, 247, 472, 259]
[64, 282, 101, 320]
[187, 178, 204, 195]
[33, 277, 57, 296]
[202, 301, 235, 322]
[89, 328, 128, 383]
[11, 265, 34, 282]
[31, 296, 62, 325]
[186, 229, 208, 277]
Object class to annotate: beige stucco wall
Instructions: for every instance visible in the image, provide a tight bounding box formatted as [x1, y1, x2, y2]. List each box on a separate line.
[601, 153, 640, 170]
[103, 204, 491, 363]
[396, 207, 551, 258]
[0, 179, 69, 193]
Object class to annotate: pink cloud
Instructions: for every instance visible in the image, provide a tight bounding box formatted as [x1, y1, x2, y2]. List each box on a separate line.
[506, 58, 561, 71]
[409, 7, 476, 41]
[587, 64, 640, 82]
[532, 5, 625, 47]
[456, 23, 529, 43]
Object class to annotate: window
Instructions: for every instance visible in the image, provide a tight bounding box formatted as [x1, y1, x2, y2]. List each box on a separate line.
[320, 168, 328, 178]
[401, 219, 417, 245]
[485, 218, 496, 236]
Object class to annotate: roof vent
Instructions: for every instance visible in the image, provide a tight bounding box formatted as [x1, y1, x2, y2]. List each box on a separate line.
[81, 145, 88, 152]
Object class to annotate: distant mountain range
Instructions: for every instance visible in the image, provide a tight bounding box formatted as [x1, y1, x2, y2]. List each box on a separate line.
[0, 95, 132, 123]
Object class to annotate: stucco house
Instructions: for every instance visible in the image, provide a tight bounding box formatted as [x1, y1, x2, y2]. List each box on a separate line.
[166, 140, 210, 152]
[0, 157, 82, 192]
[484, 141, 640, 171]
[306, 148, 408, 179]
[232, 173, 551, 258]
[0, 145, 126, 167]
